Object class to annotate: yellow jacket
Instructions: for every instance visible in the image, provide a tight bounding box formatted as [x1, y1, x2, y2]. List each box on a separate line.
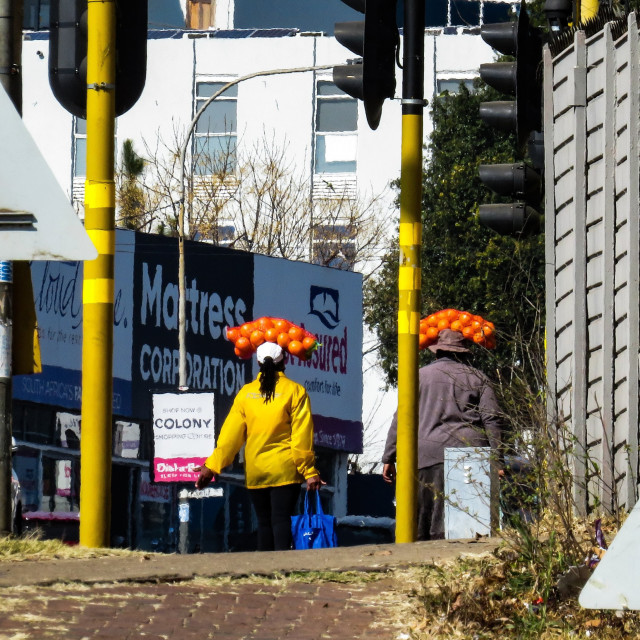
[204, 372, 318, 489]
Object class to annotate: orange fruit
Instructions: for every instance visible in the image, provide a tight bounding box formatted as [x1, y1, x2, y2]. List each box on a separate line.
[250, 330, 265, 347]
[288, 325, 304, 341]
[302, 336, 316, 351]
[419, 333, 429, 349]
[458, 312, 472, 326]
[426, 314, 439, 328]
[274, 318, 291, 333]
[446, 309, 459, 322]
[236, 336, 251, 352]
[225, 327, 240, 343]
[240, 322, 255, 338]
[435, 310, 447, 322]
[256, 317, 274, 331]
[437, 319, 449, 331]
[462, 325, 475, 339]
[470, 320, 482, 332]
[481, 324, 494, 338]
[288, 340, 306, 358]
[450, 320, 462, 333]
[265, 327, 279, 342]
[473, 332, 485, 344]
[426, 326, 438, 341]
[277, 332, 291, 348]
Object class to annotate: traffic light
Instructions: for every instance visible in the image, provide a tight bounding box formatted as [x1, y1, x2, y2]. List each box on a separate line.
[478, 161, 542, 236]
[49, 0, 147, 119]
[332, 0, 399, 130]
[478, 1, 542, 146]
[477, 0, 543, 237]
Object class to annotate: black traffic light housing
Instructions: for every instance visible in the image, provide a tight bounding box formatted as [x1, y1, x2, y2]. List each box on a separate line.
[333, 0, 399, 130]
[49, 0, 147, 119]
[479, 0, 542, 146]
[477, 0, 544, 237]
[478, 162, 542, 236]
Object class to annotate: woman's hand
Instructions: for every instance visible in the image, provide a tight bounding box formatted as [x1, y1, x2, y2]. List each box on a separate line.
[305, 475, 325, 491]
[194, 465, 216, 490]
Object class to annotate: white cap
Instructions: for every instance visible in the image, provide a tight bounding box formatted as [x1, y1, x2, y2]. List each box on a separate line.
[256, 342, 284, 364]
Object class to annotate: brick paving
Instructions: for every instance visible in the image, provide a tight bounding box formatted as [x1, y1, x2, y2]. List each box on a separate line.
[0, 576, 401, 639]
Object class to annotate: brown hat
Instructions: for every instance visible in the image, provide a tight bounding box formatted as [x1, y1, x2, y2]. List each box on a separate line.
[428, 328, 472, 354]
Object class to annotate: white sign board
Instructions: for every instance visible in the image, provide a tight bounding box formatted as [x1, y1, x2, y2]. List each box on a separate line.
[152, 392, 215, 483]
[0, 84, 96, 261]
[580, 500, 640, 610]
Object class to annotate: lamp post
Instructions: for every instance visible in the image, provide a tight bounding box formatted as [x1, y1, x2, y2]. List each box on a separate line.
[175, 64, 334, 388]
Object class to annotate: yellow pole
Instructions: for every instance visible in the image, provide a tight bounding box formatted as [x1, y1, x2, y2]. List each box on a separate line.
[579, 0, 599, 22]
[80, 0, 116, 548]
[395, 0, 425, 544]
[396, 113, 422, 543]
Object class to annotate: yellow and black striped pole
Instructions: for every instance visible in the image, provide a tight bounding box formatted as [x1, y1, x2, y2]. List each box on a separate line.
[395, 0, 425, 543]
[80, 0, 116, 548]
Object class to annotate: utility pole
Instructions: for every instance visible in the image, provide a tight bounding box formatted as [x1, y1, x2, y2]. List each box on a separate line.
[395, 0, 425, 543]
[0, 0, 23, 536]
[79, 0, 116, 548]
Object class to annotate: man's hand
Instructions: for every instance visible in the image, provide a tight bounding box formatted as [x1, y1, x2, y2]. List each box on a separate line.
[382, 462, 396, 484]
[194, 465, 216, 490]
[305, 475, 325, 491]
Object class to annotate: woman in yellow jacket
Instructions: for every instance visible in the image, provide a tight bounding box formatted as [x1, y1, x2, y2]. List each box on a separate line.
[195, 341, 323, 551]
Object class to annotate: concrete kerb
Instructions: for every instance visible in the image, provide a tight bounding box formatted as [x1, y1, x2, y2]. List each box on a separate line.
[0, 538, 501, 588]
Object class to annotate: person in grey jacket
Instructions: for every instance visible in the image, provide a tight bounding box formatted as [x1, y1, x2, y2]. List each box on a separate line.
[382, 329, 503, 541]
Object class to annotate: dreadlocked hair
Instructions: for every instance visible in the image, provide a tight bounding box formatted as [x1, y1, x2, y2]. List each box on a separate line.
[259, 357, 284, 403]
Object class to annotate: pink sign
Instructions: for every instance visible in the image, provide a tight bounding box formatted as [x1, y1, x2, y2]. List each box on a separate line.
[153, 457, 206, 483]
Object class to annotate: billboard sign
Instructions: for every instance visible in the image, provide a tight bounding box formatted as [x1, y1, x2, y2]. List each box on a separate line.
[253, 255, 363, 452]
[14, 230, 363, 454]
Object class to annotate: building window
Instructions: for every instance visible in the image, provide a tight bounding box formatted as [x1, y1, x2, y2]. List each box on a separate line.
[194, 81, 237, 175]
[436, 78, 475, 95]
[312, 224, 356, 270]
[73, 118, 87, 178]
[24, 0, 50, 30]
[315, 80, 357, 175]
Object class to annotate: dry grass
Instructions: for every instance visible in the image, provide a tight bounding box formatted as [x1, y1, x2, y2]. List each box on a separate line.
[378, 532, 640, 640]
[0, 531, 155, 562]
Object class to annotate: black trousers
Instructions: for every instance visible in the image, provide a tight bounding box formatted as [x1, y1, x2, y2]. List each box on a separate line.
[417, 463, 445, 541]
[248, 483, 300, 551]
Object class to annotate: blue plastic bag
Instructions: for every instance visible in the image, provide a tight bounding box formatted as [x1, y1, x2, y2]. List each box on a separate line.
[291, 491, 338, 550]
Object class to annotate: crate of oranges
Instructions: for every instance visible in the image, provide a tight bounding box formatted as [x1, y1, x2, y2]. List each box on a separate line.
[419, 309, 496, 350]
[225, 316, 320, 361]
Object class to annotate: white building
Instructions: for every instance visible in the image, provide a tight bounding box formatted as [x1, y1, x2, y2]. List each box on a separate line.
[20, 1, 502, 479]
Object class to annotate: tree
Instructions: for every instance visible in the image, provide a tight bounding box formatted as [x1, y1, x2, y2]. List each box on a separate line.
[122, 129, 390, 274]
[116, 139, 147, 230]
[364, 82, 545, 387]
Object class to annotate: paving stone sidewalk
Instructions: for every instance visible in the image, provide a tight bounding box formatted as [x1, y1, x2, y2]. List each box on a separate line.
[0, 577, 401, 639]
[0, 538, 500, 639]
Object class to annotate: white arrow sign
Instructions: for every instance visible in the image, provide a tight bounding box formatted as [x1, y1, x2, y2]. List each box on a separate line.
[0, 84, 97, 261]
[580, 500, 640, 610]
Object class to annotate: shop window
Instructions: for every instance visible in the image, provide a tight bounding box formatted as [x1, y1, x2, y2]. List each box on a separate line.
[41, 456, 79, 513]
[14, 402, 56, 445]
[194, 81, 237, 175]
[315, 80, 357, 175]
